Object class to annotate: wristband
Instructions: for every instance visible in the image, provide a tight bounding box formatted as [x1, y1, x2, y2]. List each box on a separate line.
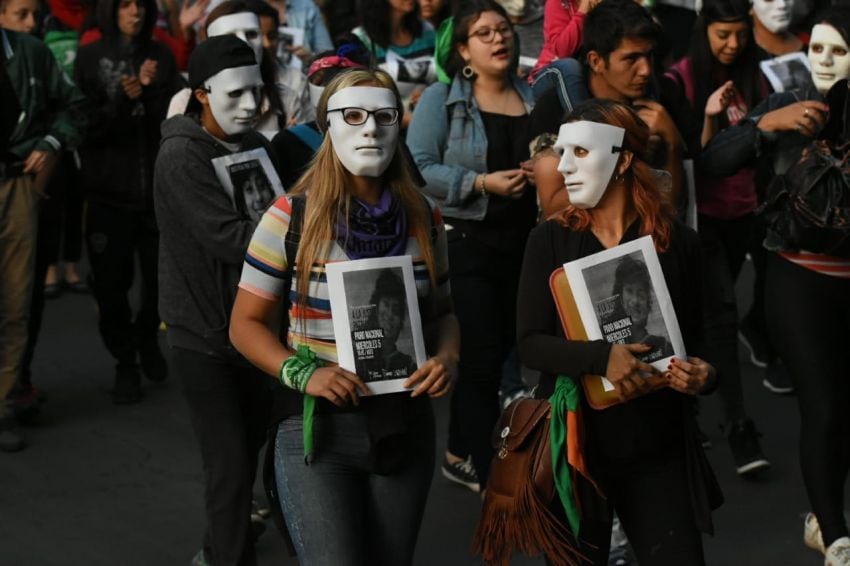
[279, 345, 323, 392]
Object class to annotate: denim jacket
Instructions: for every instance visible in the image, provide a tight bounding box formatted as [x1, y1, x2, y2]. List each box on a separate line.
[285, 0, 333, 55]
[406, 74, 535, 221]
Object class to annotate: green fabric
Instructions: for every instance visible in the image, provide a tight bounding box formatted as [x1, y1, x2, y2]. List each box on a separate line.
[293, 345, 323, 464]
[43, 30, 79, 77]
[548, 375, 581, 536]
[2, 29, 87, 158]
[434, 17, 454, 85]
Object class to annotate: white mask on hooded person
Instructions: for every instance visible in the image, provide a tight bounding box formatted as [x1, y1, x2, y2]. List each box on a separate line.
[326, 86, 399, 177]
[809, 24, 850, 95]
[752, 0, 793, 34]
[204, 64, 263, 136]
[554, 121, 626, 210]
[206, 13, 264, 65]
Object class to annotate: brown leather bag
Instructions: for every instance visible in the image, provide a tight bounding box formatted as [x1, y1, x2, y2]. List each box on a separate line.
[471, 398, 587, 566]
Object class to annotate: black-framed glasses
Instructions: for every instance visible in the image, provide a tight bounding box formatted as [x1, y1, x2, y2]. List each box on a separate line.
[327, 107, 399, 126]
[468, 25, 513, 44]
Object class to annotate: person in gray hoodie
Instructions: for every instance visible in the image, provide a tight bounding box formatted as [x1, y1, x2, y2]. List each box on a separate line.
[153, 35, 284, 566]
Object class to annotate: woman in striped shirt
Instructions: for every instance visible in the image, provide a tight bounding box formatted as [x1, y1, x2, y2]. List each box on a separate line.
[229, 68, 459, 565]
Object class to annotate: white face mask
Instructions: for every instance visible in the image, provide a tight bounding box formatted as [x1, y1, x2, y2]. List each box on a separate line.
[204, 65, 263, 136]
[752, 0, 793, 34]
[326, 86, 399, 177]
[554, 121, 625, 209]
[308, 82, 325, 111]
[206, 13, 264, 65]
[809, 24, 850, 95]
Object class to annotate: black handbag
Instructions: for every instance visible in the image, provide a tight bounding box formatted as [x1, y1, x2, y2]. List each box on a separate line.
[759, 80, 850, 256]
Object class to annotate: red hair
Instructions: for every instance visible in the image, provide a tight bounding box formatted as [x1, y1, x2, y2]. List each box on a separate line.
[551, 99, 675, 252]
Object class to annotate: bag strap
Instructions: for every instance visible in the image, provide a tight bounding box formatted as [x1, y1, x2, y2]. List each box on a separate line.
[280, 196, 306, 338]
[288, 123, 323, 152]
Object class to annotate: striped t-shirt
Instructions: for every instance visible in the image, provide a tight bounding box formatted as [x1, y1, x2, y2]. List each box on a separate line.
[239, 195, 451, 363]
[779, 250, 850, 278]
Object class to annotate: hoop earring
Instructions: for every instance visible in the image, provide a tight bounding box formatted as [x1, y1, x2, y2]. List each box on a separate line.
[462, 65, 476, 80]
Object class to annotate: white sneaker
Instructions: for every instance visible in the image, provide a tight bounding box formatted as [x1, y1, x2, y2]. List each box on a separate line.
[807, 513, 826, 553]
[825, 537, 850, 565]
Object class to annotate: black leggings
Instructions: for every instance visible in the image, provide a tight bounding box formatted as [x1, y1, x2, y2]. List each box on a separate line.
[766, 253, 850, 547]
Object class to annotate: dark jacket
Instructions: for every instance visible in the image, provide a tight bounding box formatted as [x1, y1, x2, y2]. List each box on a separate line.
[2, 28, 87, 160]
[154, 114, 283, 357]
[74, 0, 183, 211]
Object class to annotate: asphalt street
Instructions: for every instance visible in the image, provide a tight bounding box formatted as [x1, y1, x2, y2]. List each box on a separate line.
[1, 258, 846, 566]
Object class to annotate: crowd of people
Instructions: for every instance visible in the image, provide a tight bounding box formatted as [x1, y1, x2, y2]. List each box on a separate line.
[1, 0, 849, 564]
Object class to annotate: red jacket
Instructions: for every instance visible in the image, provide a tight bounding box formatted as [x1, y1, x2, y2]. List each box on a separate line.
[531, 0, 585, 80]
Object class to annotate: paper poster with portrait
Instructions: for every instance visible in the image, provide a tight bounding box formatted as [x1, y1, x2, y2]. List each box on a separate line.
[563, 235, 686, 391]
[326, 256, 426, 395]
[276, 26, 305, 71]
[760, 52, 813, 93]
[211, 148, 285, 222]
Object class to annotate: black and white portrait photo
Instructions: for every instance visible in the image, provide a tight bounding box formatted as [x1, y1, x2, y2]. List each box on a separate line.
[343, 267, 417, 382]
[760, 52, 813, 93]
[327, 256, 426, 394]
[581, 251, 674, 363]
[564, 235, 685, 373]
[227, 159, 275, 221]
[211, 148, 285, 221]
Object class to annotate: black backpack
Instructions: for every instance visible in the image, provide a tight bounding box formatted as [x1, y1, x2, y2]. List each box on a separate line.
[759, 81, 850, 256]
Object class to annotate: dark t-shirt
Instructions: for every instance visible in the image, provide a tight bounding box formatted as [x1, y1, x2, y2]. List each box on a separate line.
[447, 110, 536, 253]
[271, 121, 320, 190]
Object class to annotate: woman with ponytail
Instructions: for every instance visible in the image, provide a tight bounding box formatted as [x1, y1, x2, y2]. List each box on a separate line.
[229, 68, 459, 565]
[516, 99, 721, 565]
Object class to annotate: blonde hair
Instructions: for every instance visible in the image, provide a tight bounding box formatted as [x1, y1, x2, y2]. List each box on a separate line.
[289, 69, 436, 328]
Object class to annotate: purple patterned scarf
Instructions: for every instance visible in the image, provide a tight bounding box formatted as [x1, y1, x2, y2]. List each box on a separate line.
[335, 188, 408, 260]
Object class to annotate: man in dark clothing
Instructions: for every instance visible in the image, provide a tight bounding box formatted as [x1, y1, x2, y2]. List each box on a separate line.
[154, 35, 282, 566]
[73, 0, 183, 403]
[0, 26, 86, 451]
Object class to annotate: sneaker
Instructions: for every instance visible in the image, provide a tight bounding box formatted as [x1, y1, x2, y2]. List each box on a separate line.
[738, 319, 769, 368]
[805, 512, 825, 553]
[727, 418, 771, 476]
[698, 425, 712, 449]
[441, 455, 480, 493]
[0, 406, 26, 452]
[763, 360, 795, 395]
[139, 339, 168, 383]
[112, 364, 143, 405]
[826, 537, 850, 565]
[8, 384, 43, 424]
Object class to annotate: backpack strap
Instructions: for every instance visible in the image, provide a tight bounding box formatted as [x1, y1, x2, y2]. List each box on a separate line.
[288, 123, 323, 152]
[281, 196, 306, 336]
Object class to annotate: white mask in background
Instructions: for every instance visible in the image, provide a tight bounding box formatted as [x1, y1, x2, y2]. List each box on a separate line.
[204, 64, 263, 136]
[326, 86, 399, 177]
[809, 24, 850, 95]
[207, 13, 264, 65]
[308, 83, 325, 111]
[752, 0, 793, 34]
[554, 121, 626, 209]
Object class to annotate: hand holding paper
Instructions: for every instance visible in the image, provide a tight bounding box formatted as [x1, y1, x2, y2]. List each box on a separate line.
[605, 343, 662, 402]
[403, 352, 457, 398]
[305, 366, 370, 407]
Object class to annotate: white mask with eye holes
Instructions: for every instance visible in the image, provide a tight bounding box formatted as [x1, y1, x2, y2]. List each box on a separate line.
[206, 13, 264, 65]
[809, 24, 850, 95]
[326, 86, 399, 177]
[204, 64, 263, 136]
[554, 121, 626, 209]
[752, 0, 793, 34]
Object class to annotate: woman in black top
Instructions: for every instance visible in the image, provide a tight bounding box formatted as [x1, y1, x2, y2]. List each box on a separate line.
[516, 99, 720, 565]
[407, 0, 536, 489]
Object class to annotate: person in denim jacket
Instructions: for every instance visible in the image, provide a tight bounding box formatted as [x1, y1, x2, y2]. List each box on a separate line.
[407, 0, 535, 491]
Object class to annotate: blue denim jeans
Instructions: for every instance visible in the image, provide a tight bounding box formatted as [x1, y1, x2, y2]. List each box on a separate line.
[530, 58, 589, 114]
[274, 406, 435, 566]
